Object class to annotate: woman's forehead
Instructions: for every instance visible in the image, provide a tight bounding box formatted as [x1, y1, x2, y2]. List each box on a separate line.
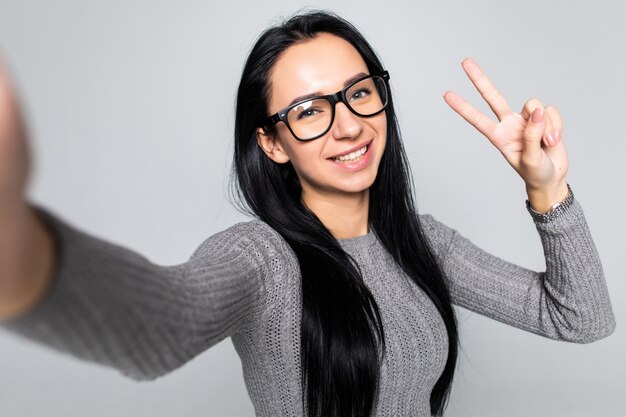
[268, 33, 369, 110]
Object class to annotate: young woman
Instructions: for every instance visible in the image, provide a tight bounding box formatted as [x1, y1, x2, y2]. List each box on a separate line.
[0, 10, 615, 417]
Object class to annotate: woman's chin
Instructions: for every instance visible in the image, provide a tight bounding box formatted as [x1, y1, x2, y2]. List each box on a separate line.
[299, 169, 379, 199]
[331, 177, 377, 195]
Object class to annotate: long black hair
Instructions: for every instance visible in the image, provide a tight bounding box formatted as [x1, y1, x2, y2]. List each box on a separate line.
[229, 10, 458, 417]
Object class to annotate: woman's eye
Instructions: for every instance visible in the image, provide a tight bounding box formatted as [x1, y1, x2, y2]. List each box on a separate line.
[349, 88, 372, 102]
[296, 108, 322, 120]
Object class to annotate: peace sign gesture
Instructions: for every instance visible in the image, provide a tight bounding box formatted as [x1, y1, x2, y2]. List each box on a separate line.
[443, 58, 570, 212]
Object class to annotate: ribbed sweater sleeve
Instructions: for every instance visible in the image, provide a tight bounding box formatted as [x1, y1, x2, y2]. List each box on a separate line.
[1, 205, 267, 381]
[420, 195, 616, 343]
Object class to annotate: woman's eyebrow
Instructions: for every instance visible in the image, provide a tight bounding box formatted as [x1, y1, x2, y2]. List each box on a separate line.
[287, 72, 369, 106]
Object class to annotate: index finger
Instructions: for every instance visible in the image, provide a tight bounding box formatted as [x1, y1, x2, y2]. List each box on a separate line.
[461, 58, 513, 121]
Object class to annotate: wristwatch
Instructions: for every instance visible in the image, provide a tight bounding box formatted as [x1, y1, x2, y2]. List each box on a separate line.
[525, 183, 574, 223]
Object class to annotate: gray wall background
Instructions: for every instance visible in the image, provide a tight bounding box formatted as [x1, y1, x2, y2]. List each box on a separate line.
[0, 1, 624, 416]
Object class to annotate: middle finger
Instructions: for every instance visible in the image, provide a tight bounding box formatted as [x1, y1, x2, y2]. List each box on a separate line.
[461, 58, 513, 122]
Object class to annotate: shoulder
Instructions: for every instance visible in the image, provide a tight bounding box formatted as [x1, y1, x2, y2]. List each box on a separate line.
[188, 219, 297, 273]
[417, 212, 458, 261]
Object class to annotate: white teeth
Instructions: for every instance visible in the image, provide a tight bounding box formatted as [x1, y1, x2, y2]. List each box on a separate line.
[333, 145, 367, 162]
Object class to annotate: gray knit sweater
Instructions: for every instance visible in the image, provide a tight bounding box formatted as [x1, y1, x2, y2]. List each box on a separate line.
[2, 188, 616, 416]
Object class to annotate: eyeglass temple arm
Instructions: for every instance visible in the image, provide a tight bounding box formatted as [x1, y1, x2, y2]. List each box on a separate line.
[262, 114, 282, 132]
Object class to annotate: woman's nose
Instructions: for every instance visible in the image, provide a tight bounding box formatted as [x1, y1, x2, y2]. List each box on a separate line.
[330, 102, 363, 140]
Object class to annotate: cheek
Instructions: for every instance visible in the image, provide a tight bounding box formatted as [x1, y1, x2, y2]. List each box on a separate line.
[372, 117, 388, 157]
[295, 150, 323, 177]
[282, 140, 324, 178]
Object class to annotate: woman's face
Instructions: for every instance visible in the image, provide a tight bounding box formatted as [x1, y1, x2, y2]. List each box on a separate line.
[257, 33, 387, 201]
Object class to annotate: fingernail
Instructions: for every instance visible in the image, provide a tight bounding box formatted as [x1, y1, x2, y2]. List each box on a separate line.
[531, 108, 544, 123]
[546, 132, 555, 146]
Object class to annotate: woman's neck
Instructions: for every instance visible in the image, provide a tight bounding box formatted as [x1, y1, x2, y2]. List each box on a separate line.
[301, 188, 369, 239]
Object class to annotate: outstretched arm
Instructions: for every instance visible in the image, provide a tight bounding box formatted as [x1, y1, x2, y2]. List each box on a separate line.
[0, 49, 267, 381]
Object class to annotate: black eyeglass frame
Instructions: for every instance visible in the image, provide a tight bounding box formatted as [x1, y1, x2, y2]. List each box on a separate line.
[261, 70, 390, 141]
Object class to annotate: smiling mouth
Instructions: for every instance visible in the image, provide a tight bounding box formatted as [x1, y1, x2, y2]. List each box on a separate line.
[330, 144, 368, 162]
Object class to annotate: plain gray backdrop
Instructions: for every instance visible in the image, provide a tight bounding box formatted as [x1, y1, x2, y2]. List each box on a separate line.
[0, 1, 624, 416]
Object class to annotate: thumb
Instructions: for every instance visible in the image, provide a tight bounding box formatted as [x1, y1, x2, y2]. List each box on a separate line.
[522, 107, 546, 163]
[0, 54, 31, 198]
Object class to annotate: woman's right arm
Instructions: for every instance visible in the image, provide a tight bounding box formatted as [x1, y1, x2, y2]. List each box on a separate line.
[0, 53, 267, 380]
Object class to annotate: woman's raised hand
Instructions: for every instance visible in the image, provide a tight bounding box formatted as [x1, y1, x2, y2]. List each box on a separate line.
[443, 58, 570, 211]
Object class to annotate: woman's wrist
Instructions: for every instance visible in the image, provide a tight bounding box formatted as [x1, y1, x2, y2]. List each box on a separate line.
[525, 180, 570, 214]
[525, 182, 574, 223]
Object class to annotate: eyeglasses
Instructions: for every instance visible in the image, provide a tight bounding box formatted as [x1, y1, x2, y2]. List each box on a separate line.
[261, 71, 390, 141]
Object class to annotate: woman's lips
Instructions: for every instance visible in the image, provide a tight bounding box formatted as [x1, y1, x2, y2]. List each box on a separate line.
[327, 139, 373, 159]
[326, 139, 373, 171]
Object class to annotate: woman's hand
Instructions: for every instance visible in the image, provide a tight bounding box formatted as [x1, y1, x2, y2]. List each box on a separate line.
[0, 52, 54, 320]
[443, 58, 570, 212]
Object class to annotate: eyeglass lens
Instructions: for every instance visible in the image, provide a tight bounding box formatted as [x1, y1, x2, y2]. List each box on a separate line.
[286, 76, 388, 140]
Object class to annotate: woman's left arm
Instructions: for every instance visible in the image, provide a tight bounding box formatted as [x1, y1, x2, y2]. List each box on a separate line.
[420, 193, 616, 343]
[435, 58, 616, 342]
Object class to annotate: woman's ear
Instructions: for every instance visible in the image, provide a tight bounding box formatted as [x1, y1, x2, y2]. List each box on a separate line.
[256, 128, 290, 164]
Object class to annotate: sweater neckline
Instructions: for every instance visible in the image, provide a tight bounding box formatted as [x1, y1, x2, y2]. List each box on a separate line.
[337, 226, 377, 251]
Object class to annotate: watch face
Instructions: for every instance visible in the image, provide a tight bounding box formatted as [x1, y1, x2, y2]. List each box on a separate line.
[526, 183, 574, 223]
